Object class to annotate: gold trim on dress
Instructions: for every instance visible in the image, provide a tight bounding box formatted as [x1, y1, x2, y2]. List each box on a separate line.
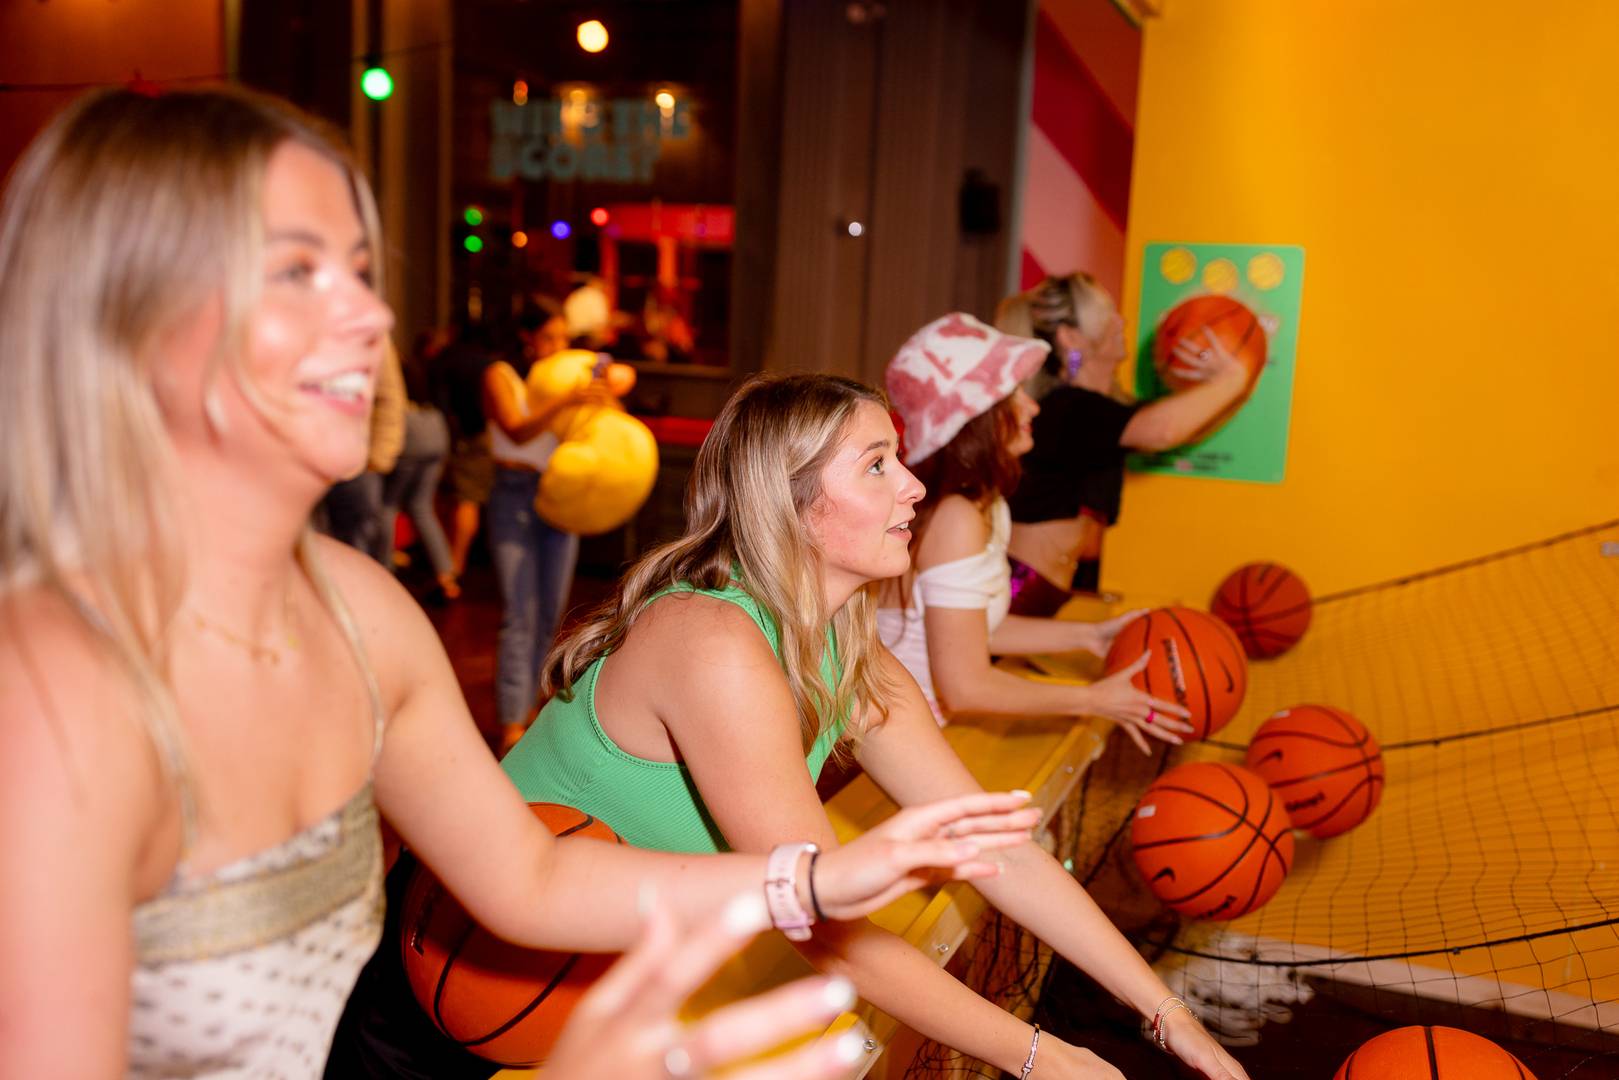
[132, 784, 383, 965]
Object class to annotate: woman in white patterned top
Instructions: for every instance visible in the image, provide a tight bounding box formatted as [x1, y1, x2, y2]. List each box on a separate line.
[0, 87, 1042, 1079]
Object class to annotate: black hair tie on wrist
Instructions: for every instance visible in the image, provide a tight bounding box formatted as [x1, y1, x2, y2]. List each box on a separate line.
[807, 850, 827, 922]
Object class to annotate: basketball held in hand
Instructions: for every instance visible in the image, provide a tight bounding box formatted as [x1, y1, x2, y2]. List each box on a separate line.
[1246, 705, 1385, 839]
[1151, 294, 1267, 392]
[400, 803, 623, 1066]
[1130, 762, 1294, 920]
[1103, 606, 1248, 740]
[1211, 562, 1313, 659]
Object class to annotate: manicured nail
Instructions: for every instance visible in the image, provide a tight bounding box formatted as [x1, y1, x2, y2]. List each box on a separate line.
[834, 1032, 866, 1063]
[823, 977, 856, 1012]
[637, 882, 658, 918]
[1011, 789, 1032, 800]
[723, 891, 770, 935]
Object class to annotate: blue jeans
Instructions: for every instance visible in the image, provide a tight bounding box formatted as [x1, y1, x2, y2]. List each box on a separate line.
[381, 408, 454, 579]
[488, 468, 580, 727]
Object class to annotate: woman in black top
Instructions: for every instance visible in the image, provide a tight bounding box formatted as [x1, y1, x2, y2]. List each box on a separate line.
[994, 273, 1249, 611]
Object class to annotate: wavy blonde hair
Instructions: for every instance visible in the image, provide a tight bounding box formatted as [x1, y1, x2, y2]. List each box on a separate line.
[543, 374, 895, 753]
[994, 271, 1119, 398]
[0, 87, 384, 793]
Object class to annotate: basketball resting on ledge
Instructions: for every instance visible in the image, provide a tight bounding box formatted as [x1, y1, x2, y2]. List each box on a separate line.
[1333, 1025, 1537, 1079]
[1246, 704, 1385, 839]
[1130, 762, 1294, 920]
[399, 803, 624, 1066]
[1102, 606, 1248, 740]
[1151, 294, 1267, 393]
[1211, 562, 1313, 659]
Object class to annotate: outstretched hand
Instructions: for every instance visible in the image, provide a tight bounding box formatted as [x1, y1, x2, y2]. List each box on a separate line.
[545, 893, 868, 1080]
[1076, 609, 1149, 658]
[812, 790, 1041, 918]
[1083, 651, 1194, 755]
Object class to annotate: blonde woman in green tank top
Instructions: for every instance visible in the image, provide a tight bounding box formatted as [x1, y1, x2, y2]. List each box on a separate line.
[504, 371, 1250, 1080]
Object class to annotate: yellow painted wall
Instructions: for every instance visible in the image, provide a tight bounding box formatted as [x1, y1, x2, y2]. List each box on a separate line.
[1108, 1, 1619, 603]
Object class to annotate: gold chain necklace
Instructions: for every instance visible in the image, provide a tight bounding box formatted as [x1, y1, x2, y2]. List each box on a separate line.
[186, 593, 300, 666]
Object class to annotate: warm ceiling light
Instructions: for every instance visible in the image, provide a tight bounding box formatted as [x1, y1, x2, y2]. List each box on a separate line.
[576, 19, 608, 53]
[654, 90, 675, 110]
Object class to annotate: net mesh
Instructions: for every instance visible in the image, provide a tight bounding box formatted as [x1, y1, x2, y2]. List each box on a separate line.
[909, 520, 1619, 1078]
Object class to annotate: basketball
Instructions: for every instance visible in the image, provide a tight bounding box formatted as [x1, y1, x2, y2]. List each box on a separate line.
[1333, 1025, 1537, 1079]
[1129, 762, 1294, 920]
[1151, 294, 1267, 392]
[1246, 705, 1385, 839]
[399, 803, 623, 1066]
[1103, 606, 1248, 740]
[1211, 562, 1313, 659]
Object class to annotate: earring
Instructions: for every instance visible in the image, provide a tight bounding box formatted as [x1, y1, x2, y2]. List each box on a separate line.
[1065, 348, 1083, 379]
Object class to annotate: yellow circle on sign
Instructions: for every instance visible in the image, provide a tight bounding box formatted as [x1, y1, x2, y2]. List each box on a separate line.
[1159, 247, 1197, 284]
[1202, 258, 1239, 294]
[1247, 253, 1285, 290]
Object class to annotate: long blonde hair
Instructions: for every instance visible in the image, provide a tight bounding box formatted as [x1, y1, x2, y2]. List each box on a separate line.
[543, 374, 894, 753]
[994, 272, 1119, 398]
[0, 87, 384, 790]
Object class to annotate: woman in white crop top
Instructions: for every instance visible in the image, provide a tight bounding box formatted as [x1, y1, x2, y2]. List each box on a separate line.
[0, 89, 1056, 1079]
[877, 314, 1195, 753]
[482, 305, 589, 749]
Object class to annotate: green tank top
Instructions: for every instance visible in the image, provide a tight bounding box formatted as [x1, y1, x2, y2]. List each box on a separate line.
[500, 580, 847, 853]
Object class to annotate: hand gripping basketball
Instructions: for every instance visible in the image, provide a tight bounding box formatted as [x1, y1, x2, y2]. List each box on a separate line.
[1084, 652, 1195, 755]
[1168, 327, 1241, 385]
[809, 790, 1041, 919]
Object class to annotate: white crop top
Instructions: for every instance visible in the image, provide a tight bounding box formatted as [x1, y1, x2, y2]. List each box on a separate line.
[490, 421, 558, 471]
[877, 497, 1013, 723]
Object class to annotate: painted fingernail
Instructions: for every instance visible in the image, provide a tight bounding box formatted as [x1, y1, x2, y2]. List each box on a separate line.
[722, 891, 770, 935]
[823, 977, 857, 1012]
[1011, 789, 1032, 800]
[636, 882, 658, 918]
[834, 1031, 866, 1063]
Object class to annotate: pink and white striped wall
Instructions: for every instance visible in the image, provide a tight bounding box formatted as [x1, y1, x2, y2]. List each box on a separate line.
[1016, 0, 1141, 302]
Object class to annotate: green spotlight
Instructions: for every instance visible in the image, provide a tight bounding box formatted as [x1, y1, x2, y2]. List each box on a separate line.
[463, 235, 484, 254]
[361, 66, 394, 102]
[464, 206, 484, 227]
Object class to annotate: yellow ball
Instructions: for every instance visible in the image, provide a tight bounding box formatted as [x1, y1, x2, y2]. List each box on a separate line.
[1159, 247, 1197, 285]
[1246, 253, 1285, 291]
[1201, 258, 1239, 294]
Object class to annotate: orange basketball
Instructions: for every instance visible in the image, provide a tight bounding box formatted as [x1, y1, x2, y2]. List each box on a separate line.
[1130, 762, 1293, 920]
[1246, 705, 1385, 839]
[1333, 1025, 1537, 1079]
[1151, 295, 1267, 392]
[1103, 606, 1248, 740]
[1211, 562, 1313, 659]
[399, 804, 623, 1066]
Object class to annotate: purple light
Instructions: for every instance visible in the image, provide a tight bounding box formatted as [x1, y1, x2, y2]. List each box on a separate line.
[550, 220, 572, 240]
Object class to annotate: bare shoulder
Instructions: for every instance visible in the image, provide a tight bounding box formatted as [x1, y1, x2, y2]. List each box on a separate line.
[915, 494, 992, 570]
[308, 531, 436, 645]
[0, 587, 164, 867]
[629, 589, 780, 673]
[305, 532, 447, 705]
